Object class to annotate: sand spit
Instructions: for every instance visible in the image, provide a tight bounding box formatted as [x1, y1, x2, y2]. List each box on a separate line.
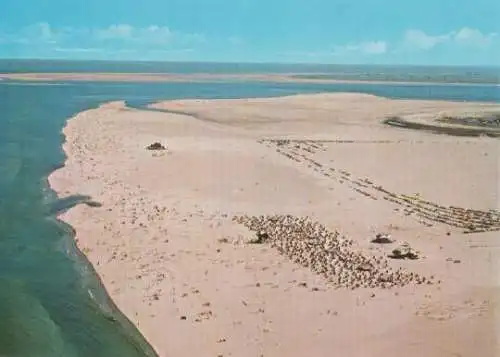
[384, 110, 500, 137]
[1, 72, 498, 86]
[49, 93, 500, 357]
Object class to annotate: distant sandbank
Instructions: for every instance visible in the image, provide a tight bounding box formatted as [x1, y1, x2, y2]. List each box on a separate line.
[1, 72, 498, 86]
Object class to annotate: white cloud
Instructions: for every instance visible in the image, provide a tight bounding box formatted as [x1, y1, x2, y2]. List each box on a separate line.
[96, 24, 134, 40]
[3, 22, 62, 44]
[403, 29, 450, 50]
[94, 24, 186, 45]
[0, 23, 206, 48]
[2, 22, 496, 64]
[36, 22, 54, 41]
[361, 41, 388, 54]
[280, 26, 497, 64]
[402, 27, 497, 51]
[454, 27, 497, 46]
[334, 40, 388, 55]
[0, 23, 247, 60]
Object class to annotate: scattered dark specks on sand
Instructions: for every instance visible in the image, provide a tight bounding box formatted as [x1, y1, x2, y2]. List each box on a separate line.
[371, 233, 394, 244]
[233, 214, 434, 289]
[146, 142, 166, 151]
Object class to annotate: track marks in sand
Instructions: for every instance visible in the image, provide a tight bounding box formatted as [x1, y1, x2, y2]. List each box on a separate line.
[417, 298, 491, 321]
[260, 139, 500, 234]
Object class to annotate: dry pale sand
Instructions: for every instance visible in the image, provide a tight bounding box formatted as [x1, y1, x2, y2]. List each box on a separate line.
[0, 72, 495, 86]
[49, 93, 500, 357]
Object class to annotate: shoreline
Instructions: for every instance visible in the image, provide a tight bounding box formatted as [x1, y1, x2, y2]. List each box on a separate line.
[48, 93, 500, 357]
[1, 72, 499, 87]
[46, 103, 160, 356]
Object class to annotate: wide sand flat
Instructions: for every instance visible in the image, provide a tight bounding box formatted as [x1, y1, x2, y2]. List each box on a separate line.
[1, 72, 496, 86]
[49, 93, 500, 357]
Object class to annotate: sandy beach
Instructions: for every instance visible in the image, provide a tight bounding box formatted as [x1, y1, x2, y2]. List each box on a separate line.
[1, 72, 497, 86]
[48, 93, 500, 357]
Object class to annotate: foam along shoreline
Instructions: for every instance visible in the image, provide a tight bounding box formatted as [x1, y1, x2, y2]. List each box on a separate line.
[49, 93, 500, 357]
[0, 72, 499, 86]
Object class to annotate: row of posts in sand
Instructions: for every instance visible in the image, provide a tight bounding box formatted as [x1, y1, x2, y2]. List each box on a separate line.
[259, 139, 500, 234]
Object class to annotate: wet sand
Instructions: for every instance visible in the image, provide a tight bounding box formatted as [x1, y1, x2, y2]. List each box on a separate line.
[49, 93, 500, 357]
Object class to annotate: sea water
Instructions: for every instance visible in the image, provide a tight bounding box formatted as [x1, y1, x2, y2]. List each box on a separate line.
[1, 59, 499, 85]
[0, 61, 498, 356]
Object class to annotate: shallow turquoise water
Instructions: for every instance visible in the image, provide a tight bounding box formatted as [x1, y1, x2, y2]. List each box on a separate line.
[0, 75, 498, 356]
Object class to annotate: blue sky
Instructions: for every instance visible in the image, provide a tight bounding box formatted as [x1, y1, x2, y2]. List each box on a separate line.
[0, 0, 498, 65]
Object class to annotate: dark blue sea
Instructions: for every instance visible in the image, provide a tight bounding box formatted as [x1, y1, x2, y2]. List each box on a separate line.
[0, 60, 498, 357]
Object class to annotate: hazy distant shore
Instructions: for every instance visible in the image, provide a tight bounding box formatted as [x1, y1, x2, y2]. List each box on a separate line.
[384, 110, 500, 137]
[1, 72, 498, 86]
[49, 93, 500, 357]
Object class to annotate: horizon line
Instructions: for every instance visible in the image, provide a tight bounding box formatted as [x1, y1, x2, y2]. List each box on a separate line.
[0, 57, 499, 69]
